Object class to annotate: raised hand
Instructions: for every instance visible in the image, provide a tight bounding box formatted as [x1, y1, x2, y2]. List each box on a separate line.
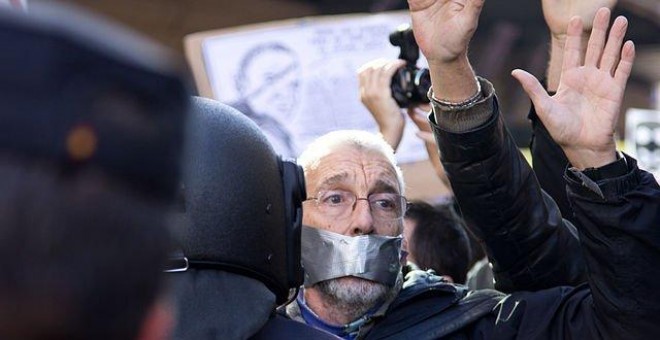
[512, 8, 635, 170]
[407, 0, 485, 64]
[358, 59, 407, 150]
[543, 0, 617, 40]
[407, 0, 484, 102]
[543, 0, 617, 90]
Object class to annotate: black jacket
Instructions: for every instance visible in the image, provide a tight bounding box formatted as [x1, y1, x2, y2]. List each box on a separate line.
[432, 80, 586, 293]
[427, 82, 660, 338]
[528, 98, 574, 222]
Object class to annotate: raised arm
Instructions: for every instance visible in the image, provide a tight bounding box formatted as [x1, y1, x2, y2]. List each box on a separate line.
[408, 0, 586, 292]
[358, 58, 407, 150]
[529, 0, 618, 221]
[510, 9, 660, 337]
[543, 0, 617, 92]
[513, 8, 632, 170]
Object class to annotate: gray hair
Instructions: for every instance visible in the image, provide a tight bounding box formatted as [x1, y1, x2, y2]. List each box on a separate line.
[297, 130, 405, 195]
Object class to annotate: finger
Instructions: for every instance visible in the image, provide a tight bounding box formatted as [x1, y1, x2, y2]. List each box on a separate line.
[584, 8, 611, 67]
[562, 17, 584, 72]
[379, 60, 405, 88]
[511, 69, 553, 120]
[600, 16, 628, 75]
[384, 59, 407, 77]
[614, 40, 635, 87]
[360, 60, 385, 94]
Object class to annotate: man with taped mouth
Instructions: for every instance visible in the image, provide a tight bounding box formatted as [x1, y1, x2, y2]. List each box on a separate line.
[286, 129, 585, 339]
[295, 130, 407, 330]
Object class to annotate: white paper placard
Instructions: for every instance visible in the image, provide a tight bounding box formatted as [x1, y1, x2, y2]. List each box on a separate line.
[201, 12, 429, 162]
[625, 108, 660, 179]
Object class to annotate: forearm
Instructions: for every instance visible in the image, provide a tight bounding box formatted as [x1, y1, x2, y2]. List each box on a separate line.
[378, 120, 405, 152]
[546, 38, 564, 92]
[428, 57, 479, 103]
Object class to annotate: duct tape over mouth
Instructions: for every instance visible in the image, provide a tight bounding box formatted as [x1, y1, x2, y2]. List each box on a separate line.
[301, 225, 402, 287]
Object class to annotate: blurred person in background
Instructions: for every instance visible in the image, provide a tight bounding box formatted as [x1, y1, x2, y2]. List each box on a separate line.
[0, 4, 189, 339]
[403, 201, 472, 284]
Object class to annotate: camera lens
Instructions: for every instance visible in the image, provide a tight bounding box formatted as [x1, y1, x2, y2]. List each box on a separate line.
[391, 68, 412, 108]
[413, 68, 431, 104]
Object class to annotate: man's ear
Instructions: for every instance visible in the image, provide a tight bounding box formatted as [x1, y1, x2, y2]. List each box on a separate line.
[442, 275, 454, 283]
[136, 297, 175, 340]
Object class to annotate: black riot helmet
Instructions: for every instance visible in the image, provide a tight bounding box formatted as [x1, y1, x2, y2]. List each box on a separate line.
[170, 97, 305, 304]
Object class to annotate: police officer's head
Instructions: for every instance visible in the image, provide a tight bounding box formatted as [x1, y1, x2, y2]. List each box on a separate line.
[0, 4, 189, 339]
[169, 97, 305, 337]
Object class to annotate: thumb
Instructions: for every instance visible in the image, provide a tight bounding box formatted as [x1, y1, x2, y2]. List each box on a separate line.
[511, 69, 552, 119]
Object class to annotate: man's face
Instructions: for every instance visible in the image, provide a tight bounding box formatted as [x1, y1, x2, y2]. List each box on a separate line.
[302, 144, 403, 308]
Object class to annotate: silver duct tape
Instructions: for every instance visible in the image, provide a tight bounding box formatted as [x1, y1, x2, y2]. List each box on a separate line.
[301, 225, 402, 287]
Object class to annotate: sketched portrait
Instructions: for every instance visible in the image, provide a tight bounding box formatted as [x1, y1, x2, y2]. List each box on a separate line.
[231, 42, 301, 157]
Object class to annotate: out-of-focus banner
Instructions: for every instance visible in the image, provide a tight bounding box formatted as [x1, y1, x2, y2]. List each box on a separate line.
[625, 108, 660, 179]
[0, 0, 27, 11]
[186, 11, 427, 163]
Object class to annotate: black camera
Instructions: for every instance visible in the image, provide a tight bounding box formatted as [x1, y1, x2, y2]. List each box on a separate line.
[389, 25, 431, 108]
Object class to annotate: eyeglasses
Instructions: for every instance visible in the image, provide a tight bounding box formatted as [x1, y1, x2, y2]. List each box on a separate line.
[304, 190, 407, 221]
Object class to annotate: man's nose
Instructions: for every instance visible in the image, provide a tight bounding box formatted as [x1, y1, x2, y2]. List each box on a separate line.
[348, 198, 374, 236]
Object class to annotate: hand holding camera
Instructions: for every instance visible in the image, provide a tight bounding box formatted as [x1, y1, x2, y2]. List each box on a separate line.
[358, 58, 407, 149]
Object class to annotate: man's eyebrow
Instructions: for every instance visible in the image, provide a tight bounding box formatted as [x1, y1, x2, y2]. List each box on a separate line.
[371, 179, 399, 194]
[317, 172, 349, 189]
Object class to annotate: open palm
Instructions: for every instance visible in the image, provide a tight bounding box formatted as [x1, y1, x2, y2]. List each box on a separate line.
[513, 8, 635, 168]
[407, 0, 484, 63]
[543, 56, 626, 152]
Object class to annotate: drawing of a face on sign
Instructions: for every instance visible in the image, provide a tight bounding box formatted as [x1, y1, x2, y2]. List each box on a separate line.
[634, 122, 660, 174]
[230, 43, 302, 157]
[235, 43, 301, 123]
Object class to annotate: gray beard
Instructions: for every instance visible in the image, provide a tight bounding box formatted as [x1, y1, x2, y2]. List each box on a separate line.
[315, 275, 401, 323]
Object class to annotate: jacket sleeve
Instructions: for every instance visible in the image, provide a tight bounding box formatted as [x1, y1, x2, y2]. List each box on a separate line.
[564, 156, 660, 337]
[472, 159, 660, 339]
[428, 78, 587, 292]
[527, 103, 573, 221]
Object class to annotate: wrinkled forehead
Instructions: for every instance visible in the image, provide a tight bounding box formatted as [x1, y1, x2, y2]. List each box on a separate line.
[305, 145, 402, 194]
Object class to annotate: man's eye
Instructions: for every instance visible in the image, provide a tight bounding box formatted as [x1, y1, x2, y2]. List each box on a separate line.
[373, 199, 396, 211]
[322, 194, 345, 205]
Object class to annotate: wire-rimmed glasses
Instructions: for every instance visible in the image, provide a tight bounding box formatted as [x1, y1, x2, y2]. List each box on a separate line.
[304, 190, 407, 222]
